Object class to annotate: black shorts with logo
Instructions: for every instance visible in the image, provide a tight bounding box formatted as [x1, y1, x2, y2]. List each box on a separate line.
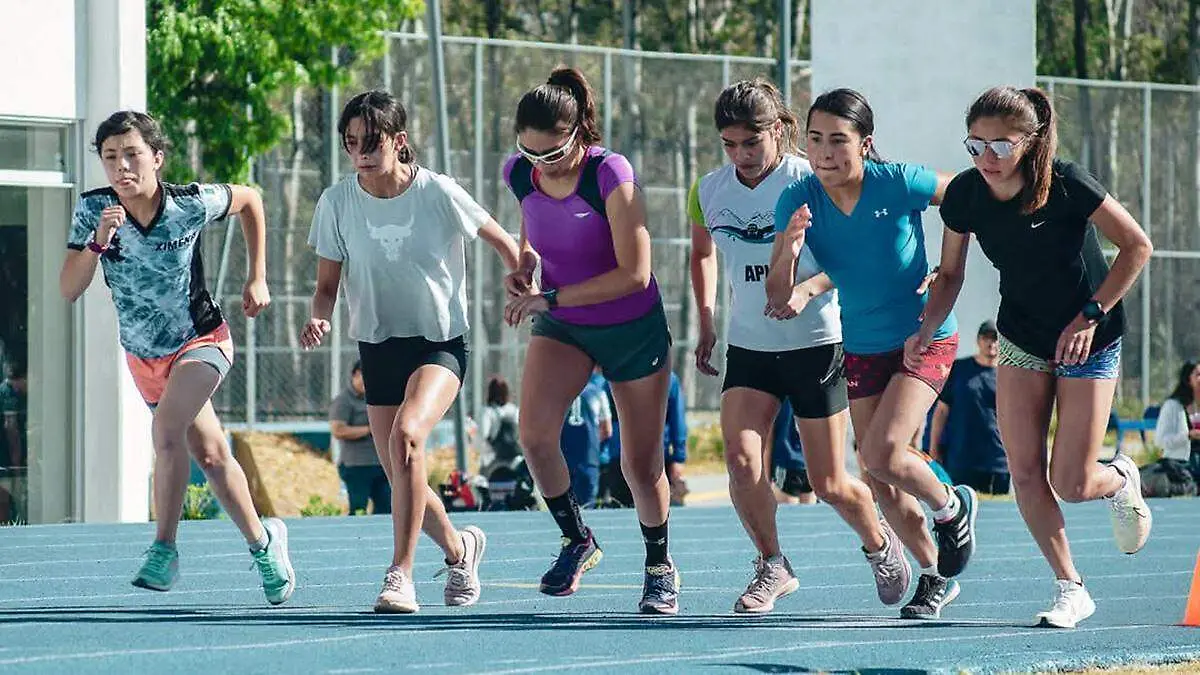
[722, 343, 849, 419]
[531, 302, 672, 382]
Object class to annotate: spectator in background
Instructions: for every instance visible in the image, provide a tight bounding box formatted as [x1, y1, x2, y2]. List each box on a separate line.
[769, 400, 816, 505]
[1155, 360, 1200, 479]
[663, 371, 689, 505]
[0, 360, 27, 521]
[928, 320, 1008, 495]
[330, 360, 391, 515]
[479, 375, 522, 474]
[561, 372, 613, 507]
[600, 370, 689, 506]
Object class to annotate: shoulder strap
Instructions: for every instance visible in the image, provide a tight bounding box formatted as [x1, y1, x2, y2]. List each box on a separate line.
[577, 151, 611, 219]
[509, 156, 536, 203]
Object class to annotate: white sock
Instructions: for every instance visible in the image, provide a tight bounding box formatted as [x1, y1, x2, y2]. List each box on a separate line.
[932, 486, 960, 522]
[249, 528, 269, 553]
[920, 564, 937, 577]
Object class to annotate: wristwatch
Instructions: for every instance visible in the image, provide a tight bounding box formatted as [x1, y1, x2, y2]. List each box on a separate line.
[86, 240, 109, 254]
[1081, 299, 1106, 323]
[541, 288, 559, 309]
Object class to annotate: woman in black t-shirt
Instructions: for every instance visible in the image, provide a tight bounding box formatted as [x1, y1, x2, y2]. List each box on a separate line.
[912, 86, 1153, 629]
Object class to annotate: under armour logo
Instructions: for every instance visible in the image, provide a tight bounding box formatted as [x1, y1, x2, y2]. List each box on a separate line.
[874, 208, 888, 218]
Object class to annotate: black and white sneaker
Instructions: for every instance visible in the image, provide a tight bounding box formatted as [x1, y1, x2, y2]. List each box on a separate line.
[900, 574, 960, 620]
[932, 485, 978, 578]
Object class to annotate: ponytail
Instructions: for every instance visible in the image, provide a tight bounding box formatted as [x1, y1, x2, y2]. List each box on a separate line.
[966, 85, 1058, 214]
[514, 66, 602, 144]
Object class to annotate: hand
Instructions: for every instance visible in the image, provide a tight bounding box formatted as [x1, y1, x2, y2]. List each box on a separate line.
[694, 326, 719, 376]
[504, 268, 537, 298]
[903, 330, 934, 371]
[1054, 314, 1097, 366]
[1188, 429, 1200, 441]
[96, 205, 126, 246]
[300, 317, 331, 349]
[504, 293, 549, 326]
[765, 284, 812, 321]
[242, 278, 271, 318]
[782, 204, 812, 257]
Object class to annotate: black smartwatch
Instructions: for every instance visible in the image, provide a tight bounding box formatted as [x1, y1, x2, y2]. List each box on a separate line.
[1081, 299, 1106, 323]
[541, 288, 559, 309]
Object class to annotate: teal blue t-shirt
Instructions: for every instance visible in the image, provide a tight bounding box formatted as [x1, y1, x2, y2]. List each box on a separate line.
[774, 161, 956, 354]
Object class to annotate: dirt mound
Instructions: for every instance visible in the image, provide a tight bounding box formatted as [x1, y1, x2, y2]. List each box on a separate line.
[232, 431, 347, 517]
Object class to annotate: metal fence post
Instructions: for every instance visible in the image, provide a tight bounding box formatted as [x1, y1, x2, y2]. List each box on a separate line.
[471, 41, 486, 421]
[1140, 84, 1152, 408]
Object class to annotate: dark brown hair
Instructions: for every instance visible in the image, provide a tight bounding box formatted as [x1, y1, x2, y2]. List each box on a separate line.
[93, 111, 171, 155]
[486, 375, 510, 407]
[338, 90, 415, 163]
[514, 66, 601, 144]
[966, 86, 1057, 214]
[714, 78, 801, 154]
[807, 88, 884, 162]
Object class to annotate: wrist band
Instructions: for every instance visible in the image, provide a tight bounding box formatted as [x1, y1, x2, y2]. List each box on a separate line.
[86, 241, 108, 254]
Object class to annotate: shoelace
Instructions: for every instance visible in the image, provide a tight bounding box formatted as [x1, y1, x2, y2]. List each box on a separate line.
[644, 564, 676, 598]
[742, 559, 778, 601]
[1047, 585, 1079, 615]
[250, 549, 283, 588]
[381, 567, 410, 594]
[433, 564, 473, 591]
[871, 555, 901, 581]
[548, 537, 588, 579]
[911, 576, 940, 605]
[142, 546, 174, 578]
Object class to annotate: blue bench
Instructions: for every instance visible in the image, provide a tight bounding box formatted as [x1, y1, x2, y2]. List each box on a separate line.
[1109, 405, 1160, 454]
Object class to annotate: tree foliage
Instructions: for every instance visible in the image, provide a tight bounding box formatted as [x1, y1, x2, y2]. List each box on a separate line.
[147, 0, 423, 183]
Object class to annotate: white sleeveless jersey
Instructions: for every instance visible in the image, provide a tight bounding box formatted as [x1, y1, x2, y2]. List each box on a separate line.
[688, 155, 841, 352]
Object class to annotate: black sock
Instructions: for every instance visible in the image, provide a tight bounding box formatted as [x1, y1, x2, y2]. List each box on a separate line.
[640, 519, 669, 567]
[545, 490, 588, 543]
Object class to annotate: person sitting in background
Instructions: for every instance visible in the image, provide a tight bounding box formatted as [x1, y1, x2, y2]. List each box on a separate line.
[479, 374, 522, 474]
[1155, 360, 1200, 481]
[561, 372, 613, 507]
[0, 360, 27, 522]
[770, 399, 816, 505]
[330, 360, 391, 515]
[663, 371, 689, 505]
[928, 320, 1008, 495]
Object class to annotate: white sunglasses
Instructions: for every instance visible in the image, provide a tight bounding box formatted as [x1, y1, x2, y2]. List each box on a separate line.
[517, 128, 578, 165]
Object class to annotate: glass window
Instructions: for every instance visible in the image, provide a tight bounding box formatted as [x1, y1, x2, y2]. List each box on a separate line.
[0, 125, 68, 172]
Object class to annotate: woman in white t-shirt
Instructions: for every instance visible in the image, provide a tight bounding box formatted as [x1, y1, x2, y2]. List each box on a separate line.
[1156, 361, 1200, 472]
[301, 90, 520, 614]
[689, 79, 916, 617]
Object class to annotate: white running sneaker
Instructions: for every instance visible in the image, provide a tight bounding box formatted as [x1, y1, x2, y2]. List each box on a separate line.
[1109, 454, 1152, 554]
[734, 555, 800, 614]
[436, 525, 486, 607]
[1035, 579, 1096, 628]
[375, 565, 419, 614]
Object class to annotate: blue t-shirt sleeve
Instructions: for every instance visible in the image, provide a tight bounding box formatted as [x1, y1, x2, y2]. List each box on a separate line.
[196, 183, 233, 225]
[901, 163, 939, 212]
[67, 195, 105, 250]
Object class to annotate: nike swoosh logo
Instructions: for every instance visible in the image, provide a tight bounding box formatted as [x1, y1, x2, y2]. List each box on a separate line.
[1031, 221, 1046, 229]
[574, 212, 590, 218]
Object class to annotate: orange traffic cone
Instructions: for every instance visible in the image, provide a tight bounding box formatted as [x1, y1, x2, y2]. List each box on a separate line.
[1183, 550, 1200, 626]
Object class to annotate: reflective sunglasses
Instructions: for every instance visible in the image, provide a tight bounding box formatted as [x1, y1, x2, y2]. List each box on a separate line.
[963, 134, 1034, 159]
[517, 128, 578, 165]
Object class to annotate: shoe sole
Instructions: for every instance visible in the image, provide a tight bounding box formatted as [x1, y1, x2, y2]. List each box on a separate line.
[539, 547, 603, 597]
[375, 601, 420, 614]
[733, 576, 800, 614]
[1036, 602, 1095, 629]
[131, 577, 174, 592]
[639, 571, 682, 615]
[900, 580, 961, 620]
[938, 486, 978, 578]
[1113, 456, 1152, 555]
[264, 518, 296, 606]
[446, 525, 487, 607]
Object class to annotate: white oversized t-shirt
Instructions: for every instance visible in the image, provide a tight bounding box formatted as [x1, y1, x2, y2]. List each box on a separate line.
[689, 155, 841, 352]
[307, 167, 488, 343]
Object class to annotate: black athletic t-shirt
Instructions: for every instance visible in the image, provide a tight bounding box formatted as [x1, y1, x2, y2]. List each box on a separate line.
[940, 159, 1123, 361]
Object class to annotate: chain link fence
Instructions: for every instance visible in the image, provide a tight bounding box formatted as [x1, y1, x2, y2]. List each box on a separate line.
[201, 35, 1200, 427]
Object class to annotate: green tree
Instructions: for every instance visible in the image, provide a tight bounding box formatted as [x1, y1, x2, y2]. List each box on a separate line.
[147, 0, 423, 184]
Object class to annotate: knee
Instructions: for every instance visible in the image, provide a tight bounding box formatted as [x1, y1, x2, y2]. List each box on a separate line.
[150, 419, 188, 455]
[723, 447, 760, 486]
[809, 475, 849, 506]
[860, 439, 906, 480]
[518, 420, 558, 456]
[389, 420, 426, 468]
[190, 439, 228, 472]
[620, 451, 662, 489]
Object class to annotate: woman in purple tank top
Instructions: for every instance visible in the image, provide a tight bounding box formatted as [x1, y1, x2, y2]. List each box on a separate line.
[501, 67, 679, 614]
